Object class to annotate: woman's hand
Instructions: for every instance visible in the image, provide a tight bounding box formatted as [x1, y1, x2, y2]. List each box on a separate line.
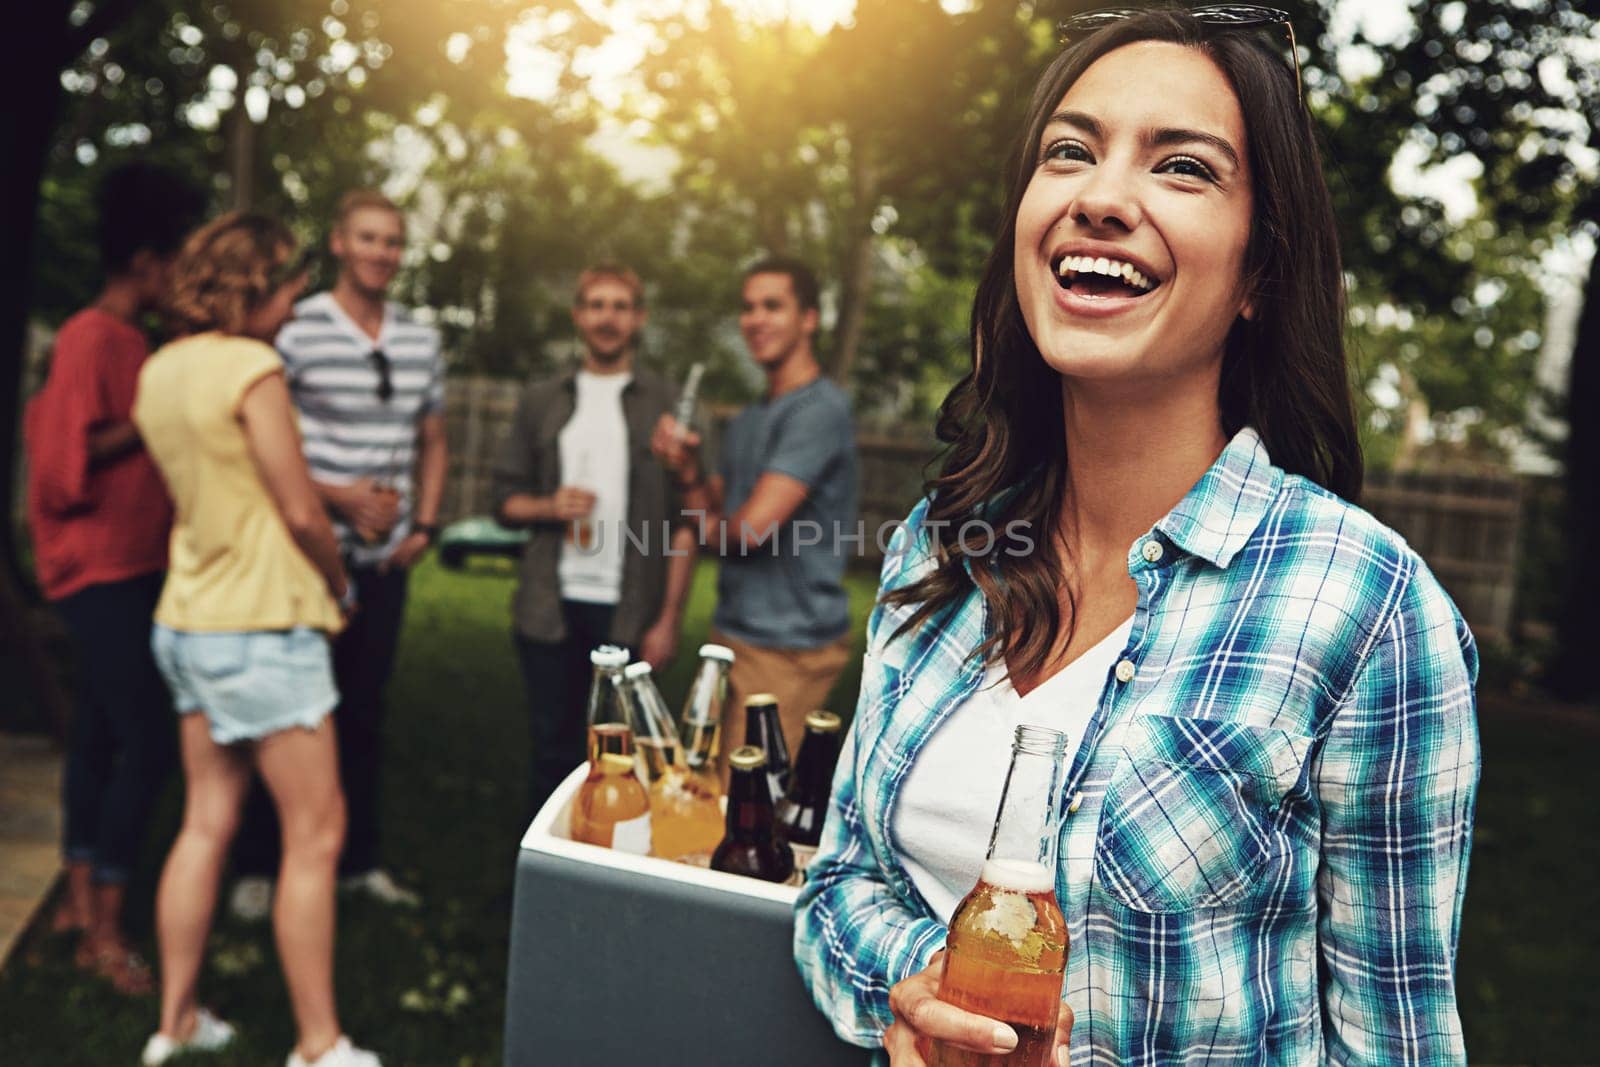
[884, 951, 1074, 1066]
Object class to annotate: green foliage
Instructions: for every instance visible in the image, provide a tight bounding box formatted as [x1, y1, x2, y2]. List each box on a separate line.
[29, 0, 1598, 454]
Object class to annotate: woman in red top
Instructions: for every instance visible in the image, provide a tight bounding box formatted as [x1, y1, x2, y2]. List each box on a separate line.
[23, 163, 203, 994]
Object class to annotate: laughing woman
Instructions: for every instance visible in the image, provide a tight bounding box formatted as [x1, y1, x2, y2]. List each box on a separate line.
[794, 7, 1478, 1066]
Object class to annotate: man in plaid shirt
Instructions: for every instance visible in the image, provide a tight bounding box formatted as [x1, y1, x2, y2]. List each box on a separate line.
[794, 428, 1478, 1064]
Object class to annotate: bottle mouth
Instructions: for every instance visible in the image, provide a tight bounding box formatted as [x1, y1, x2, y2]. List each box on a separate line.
[590, 644, 629, 668]
[1013, 723, 1068, 757]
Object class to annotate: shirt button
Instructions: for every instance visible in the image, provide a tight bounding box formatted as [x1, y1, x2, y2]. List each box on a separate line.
[1068, 791, 1083, 814]
[1141, 539, 1164, 563]
[1115, 659, 1136, 684]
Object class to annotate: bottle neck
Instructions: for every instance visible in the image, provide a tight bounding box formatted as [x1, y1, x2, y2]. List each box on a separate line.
[791, 730, 840, 804]
[745, 709, 789, 766]
[587, 666, 626, 728]
[628, 675, 679, 754]
[725, 767, 776, 842]
[985, 740, 1066, 877]
[681, 661, 727, 770]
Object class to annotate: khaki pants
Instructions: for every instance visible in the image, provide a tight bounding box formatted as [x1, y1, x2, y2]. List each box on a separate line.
[711, 629, 853, 785]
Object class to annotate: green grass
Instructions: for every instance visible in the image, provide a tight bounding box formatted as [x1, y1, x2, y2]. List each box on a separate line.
[0, 558, 1592, 1063]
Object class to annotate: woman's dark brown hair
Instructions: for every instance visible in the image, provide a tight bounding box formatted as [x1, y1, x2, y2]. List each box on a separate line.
[165, 212, 301, 336]
[888, 7, 1362, 678]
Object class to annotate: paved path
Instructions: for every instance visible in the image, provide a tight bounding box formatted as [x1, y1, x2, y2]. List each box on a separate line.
[0, 734, 62, 969]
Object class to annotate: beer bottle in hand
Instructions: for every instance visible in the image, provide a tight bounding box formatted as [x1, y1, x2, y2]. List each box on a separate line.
[776, 710, 843, 883]
[679, 644, 735, 778]
[742, 694, 792, 800]
[710, 746, 795, 883]
[623, 661, 722, 864]
[928, 725, 1070, 1067]
[570, 646, 651, 854]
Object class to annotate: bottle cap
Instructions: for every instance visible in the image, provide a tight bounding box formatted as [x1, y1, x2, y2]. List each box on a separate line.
[590, 645, 629, 668]
[623, 661, 653, 679]
[804, 710, 842, 733]
[698, 643, 735, 663]
[729, 745, 768, 770]
[745, 693, 779, 710]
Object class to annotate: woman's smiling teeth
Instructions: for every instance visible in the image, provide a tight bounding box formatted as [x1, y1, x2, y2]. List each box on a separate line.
[1055, 255, 1157, 295]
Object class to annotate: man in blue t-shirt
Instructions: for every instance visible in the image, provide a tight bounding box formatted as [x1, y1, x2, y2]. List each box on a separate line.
[653, 257, 859, 772]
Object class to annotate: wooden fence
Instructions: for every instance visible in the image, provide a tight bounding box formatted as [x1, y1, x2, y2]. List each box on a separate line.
[444, 377, 1527, 641]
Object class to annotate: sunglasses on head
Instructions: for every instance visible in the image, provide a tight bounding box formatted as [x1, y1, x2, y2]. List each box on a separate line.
[1058, 4, 1302, 98]
[369, 348, 394, 403]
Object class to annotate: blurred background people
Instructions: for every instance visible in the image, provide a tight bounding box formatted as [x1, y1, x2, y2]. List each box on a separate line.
[231, 191, 447, 916]
[23, 161, 204, 995]
[133, 212, 380, 1067]
[654, 257, 858, 771]
[493, 264, 697, 815]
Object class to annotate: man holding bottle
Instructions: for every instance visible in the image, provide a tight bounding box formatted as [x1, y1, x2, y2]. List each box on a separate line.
[230, 190, 448, 916]
[493, 264, 698, 816]
[651, 257, 860, 772]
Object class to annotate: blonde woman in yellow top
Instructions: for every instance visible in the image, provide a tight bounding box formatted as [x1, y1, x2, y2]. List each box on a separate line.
[132, 214, 381, 1067]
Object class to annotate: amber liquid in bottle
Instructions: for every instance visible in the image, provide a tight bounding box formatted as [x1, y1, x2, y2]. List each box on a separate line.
[927, 726, 1070, 1067]
[638, 737, 724, 865]
[570, 723, 651, 853]
[619, 661, 724, 865]
[929, 861, 1067, 1066]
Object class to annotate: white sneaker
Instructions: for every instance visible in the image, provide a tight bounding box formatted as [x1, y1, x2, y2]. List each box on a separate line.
[338, 868, 420, 907]
[141, 1007, 237, 1065]
[286, 1035, 383, 1067]
[229, 876, 274, 922]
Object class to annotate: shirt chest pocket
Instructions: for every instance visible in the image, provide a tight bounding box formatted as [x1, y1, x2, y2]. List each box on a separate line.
[1093, 715, 1312, 914]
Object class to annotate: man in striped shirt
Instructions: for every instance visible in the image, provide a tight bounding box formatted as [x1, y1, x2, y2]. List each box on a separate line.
[231, 190, 447, 914]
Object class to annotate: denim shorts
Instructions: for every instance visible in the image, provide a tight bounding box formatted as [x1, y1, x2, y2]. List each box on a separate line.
[151, 625, 339, 745]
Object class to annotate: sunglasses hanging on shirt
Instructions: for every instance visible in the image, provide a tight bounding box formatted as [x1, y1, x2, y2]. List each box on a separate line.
[369, 348, 394, 403]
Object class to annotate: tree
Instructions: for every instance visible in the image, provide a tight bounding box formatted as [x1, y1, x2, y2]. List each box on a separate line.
[1303, 0, 1597, 694]
[634, 0, 1052, 389]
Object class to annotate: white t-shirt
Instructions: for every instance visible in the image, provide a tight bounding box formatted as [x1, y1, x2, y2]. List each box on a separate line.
[893, 616, 1134, 923]
[557, 371, 631, 605]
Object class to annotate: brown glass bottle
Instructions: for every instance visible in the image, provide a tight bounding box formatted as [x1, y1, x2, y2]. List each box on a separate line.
[777, 710, 843, 881]
[710, 746, 794, 883]
[742, 693, 792, 800]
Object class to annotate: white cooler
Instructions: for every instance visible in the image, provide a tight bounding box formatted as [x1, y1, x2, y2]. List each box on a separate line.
[503, 764, 870, 1065]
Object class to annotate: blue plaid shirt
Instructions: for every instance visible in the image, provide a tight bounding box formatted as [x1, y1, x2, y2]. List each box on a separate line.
[794, 428, 1478, 1065]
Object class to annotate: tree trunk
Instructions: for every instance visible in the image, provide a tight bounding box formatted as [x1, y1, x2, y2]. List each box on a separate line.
[0, 2, 136, 735]
[829, 145, 878, 384]
[1546, 233, 1599, 703]
[227, 68, 256, 210]
[1, 9, 71, 602]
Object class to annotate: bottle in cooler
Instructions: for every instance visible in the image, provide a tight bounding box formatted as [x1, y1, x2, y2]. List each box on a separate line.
[679, 643, 734, 779]
[776, 709, 843, 883]
[622, 661, 723, 864]
[742, 694, 792, 801]
[927, 725, 1070, 1067]
[710, 746, 794, 883]
[569, 646, 651, 854]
